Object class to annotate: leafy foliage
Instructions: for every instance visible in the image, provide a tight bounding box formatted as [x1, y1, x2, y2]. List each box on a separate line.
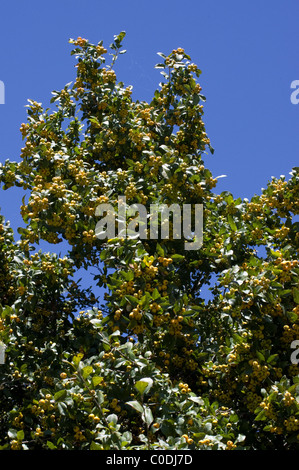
[0, 32, 298, 450]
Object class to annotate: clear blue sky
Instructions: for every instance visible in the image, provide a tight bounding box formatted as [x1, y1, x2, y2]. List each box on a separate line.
[0, 0, 298, 240]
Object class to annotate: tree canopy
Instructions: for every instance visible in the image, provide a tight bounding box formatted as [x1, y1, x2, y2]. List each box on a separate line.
[0, 32, 298, 450]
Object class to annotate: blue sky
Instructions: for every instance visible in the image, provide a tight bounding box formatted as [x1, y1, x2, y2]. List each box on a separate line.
[0, 0, 298, 280]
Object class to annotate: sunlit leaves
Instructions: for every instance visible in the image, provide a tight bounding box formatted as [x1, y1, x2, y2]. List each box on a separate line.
[0, 32, 298, 450]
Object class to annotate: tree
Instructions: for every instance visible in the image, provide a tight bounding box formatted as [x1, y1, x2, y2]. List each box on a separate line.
[0, 32, 298, 450]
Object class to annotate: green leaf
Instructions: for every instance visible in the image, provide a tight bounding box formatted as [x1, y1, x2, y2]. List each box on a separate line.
[124, 295, 139, 306]
[161, 419, 175, 437]
[228, 215, 237, 231]
[155, 63, 166, 69]
[142, 406, 154, 427]
[115, 31, 126, 43]
[89, 117, 101, 128]
[107, 413, 118, 424]
[203, 422, 212, 432]
[188, 396, 204, 405]
[232, 333, 243, 344]
[47, 441, 57, 449]
[109, 330, 120, 338]
[92, 376, 104, 387]
[118, 341, 133, 352]
[139, 292, 152, 308]
[171, 254, 185, 262]
[120, 431, 132, 445]
[8, 429, 17, 439]
[17, 430, 24, 441]
[96, 390, 104, 405]
[82, 365, 93, 379]
[256, 351, 265, 362]
[90, 319, 102, 328]
[54, 389, 67, 402]
[122, 271, 134, 281]
[255, 410, 267, 421]
[126, 400, 144, 414]
[156, 243, 164, 257]
[293, 288, 299, 304]
[90, 441, 103, 450]
[57, 402, 66, 416]
[267, 354, 278, 364]
[135, 377, 153, 395]
[229, 414, 239, 423]
[152, 288, 160, 300]
[192, 94, 200, 105]
[73, 353, 84, 365]
[270, 249, 281, 258]
[115, 358, 127, 368]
